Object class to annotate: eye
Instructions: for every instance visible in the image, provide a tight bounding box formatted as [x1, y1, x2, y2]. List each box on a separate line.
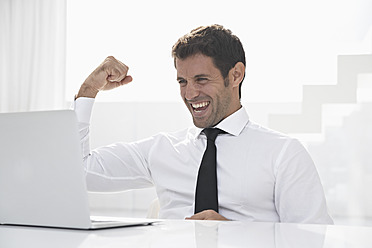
[196, 77, 208, 83]
[178, 79, 187, 86]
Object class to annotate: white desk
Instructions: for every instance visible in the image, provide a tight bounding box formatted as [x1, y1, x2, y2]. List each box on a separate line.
[1, 219, 372, 247]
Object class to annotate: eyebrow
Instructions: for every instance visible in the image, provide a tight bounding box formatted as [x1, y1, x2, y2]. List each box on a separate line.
[177, 74, 211, 81]
[194, 74, 210, 78]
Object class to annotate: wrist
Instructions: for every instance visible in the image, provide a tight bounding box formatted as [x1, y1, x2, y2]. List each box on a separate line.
[76, 84, 99, 99]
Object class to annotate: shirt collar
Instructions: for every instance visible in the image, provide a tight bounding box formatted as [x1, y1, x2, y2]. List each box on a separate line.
[192, 106, 250, 139]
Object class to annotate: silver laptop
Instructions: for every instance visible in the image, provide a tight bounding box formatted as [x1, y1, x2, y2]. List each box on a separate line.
[0, 110, 153, 230]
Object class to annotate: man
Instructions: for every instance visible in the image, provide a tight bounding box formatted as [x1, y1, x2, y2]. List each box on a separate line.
[74, 24, 333, 223]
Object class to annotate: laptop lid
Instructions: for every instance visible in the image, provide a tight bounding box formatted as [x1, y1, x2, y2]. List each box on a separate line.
[0, 110, 94, 229]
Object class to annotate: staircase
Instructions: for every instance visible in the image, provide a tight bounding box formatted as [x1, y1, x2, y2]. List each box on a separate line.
[268, 54, 372, 133]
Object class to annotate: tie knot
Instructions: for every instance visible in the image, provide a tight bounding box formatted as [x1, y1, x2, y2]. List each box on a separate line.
[203, 128, 224, 142]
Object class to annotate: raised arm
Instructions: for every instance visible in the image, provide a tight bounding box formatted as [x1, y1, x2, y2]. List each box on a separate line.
[74, 56, 153, 192]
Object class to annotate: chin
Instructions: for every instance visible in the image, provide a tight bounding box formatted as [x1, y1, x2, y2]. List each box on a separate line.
[192, 121, 205, 128]
[192, 118, 215, 128]
[192, 119, 206, 128]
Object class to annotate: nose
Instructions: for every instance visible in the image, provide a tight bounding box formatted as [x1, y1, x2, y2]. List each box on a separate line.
[184, 82, 199, 100]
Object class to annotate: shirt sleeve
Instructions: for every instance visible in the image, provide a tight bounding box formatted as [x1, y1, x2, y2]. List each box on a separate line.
[73, 98, 153, 192]
[274, 139, 334, 224]
[73, 97, 95, 159]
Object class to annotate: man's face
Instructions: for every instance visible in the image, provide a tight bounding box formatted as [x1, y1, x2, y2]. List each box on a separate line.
[176, 54, 239, 128]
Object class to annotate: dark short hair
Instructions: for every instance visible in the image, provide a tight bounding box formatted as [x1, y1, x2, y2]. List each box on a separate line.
[172, 24, 246, 98]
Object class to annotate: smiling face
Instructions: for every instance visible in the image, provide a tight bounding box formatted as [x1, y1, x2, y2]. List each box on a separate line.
[176, 54, 242, 128]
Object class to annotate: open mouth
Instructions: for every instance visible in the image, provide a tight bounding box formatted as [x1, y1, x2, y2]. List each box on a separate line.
[191, 101, 210, 113]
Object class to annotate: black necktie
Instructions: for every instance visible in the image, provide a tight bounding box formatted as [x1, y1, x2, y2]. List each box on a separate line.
[194, 128, 224, 214]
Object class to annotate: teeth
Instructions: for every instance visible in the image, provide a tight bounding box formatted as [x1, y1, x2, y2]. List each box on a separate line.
[192, 102, 209, 109]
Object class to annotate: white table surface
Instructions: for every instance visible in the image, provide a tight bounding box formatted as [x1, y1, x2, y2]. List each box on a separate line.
[1, 218, 372, 248]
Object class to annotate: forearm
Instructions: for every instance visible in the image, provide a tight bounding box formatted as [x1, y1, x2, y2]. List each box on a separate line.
[77, 83, 99, 99]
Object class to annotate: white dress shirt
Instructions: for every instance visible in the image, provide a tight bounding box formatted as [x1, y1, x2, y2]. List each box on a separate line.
[74, 98, 333, 224]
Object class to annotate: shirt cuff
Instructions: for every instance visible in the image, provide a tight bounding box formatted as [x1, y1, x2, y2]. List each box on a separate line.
[73, 97, 95, 124]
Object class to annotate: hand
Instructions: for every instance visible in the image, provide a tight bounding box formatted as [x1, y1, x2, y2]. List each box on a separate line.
[185, 210, 230, 221]
[77, 56, 133, 98]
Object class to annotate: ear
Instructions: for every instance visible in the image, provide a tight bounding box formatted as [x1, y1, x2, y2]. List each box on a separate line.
[229, 62, 245, 88]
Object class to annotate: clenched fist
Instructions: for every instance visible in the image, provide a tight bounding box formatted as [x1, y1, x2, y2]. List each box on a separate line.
[77, 56, 133, 98]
